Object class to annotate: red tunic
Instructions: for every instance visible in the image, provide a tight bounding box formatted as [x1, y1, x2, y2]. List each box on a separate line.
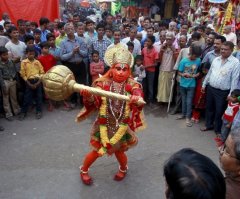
[223, 102, 239, 123]
[38, 54, 56, 72]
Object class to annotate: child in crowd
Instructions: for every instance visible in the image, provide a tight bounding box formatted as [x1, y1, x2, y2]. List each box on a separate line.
[216, 89, 240, 147]
[33, 29, 41, 56]
[127, 41, 134, 55]
[142, 35, 158, 105]
[46, 33, 61, 65]
[19, 46, 45, 120]
[24, 34, 40, 58]
[38, 41, 56, 111]
[177, 45, 202, 127]
[55, 22, 66, 47]
[133, 55, 146, 85]
[0, 47, 20, 121]
[90, 50, 104, 82]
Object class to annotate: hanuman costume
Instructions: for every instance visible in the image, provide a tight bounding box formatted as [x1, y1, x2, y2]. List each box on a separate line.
[77, 46, 146, 185]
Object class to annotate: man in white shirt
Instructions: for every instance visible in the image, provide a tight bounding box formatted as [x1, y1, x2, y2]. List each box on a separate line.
[5, 27, 26, 71]
[153, 30, 166, 53]
[223, 25, 237, 46]
[201, 41, 240, 135]
[122, 27, 141, 57]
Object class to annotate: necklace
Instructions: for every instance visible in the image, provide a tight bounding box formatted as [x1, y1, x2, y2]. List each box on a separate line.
[107, 81, 126, 132]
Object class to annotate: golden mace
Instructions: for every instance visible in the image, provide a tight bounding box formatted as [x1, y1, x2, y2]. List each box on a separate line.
[42, 65, 146, 105]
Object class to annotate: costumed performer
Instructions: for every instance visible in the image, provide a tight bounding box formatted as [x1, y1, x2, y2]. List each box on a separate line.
[77, 46, 146, 185]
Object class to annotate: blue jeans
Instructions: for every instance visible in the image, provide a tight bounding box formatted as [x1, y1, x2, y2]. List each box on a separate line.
[221, 117, 231, 142]
[180, 86, 195, 119]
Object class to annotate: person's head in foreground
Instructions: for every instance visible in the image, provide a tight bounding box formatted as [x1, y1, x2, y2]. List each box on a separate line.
[219, 128, 240, 174]
[164, 148, 226, 199]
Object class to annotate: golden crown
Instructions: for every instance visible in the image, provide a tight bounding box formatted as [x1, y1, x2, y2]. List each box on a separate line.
[104, 44, 134, 68]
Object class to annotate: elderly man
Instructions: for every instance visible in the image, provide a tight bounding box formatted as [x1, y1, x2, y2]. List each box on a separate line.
[201, 42, 240, 137]
[219, 128, 240, 199]
[60, 23, 88, 107]
[157, 32, 178, 103]
[223, 25, 237, 46]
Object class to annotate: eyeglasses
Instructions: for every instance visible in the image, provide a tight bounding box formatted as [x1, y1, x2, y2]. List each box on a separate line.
[220, 144, 240, 160]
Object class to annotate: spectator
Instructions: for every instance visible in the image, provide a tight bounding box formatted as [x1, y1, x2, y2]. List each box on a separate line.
[84, 19, 98, 42]
[178, 35, 188, 49]
[177, 45, 202, 127]
[0, 46, 20, 121]
[5, 26, 26, 71]
[191, 35, 226, 122]
[104, 25, 113, 43]
[18, 46, 45, 120]
[60, 23, 88, 107]
[196, 25, 206, 46]
[142, 35, 158, 105]
[89, 23, 111, 62]
[140, 17, 151, 39]
[25, 21, 33, 36]
[3, 21, 11, 33]
[201, 32, 217, 60]
[30, 21, 38, 32]
[72, 14, 80, 30]
[55, 22, 66, 47]
[223, 25, 237, 46]
[216, 89, 240, 147]
[122, 27, 141, 57]
[141, 26, 155, 48]
[17, 19, 26, 42]
[0, 13, 11, 27]
[133, 55, 145, 85]
[127, 41, 134, 54]
[89, 50, 104, 82]
[201, 42, 240, 136]
[164, 148, 226, 199]
[153, 30, 166, 53]
[38, 41, 56, 111]
[219, 129, 240, 199]
[47, 33, 61, 64]
[33, 29, 42, 56]
[0, 25, 10, 47]
[176, 23, 191, 42]
[157, 32, 178, 105]
[107, 29, 127, 49]
[39, 17, 50, 42]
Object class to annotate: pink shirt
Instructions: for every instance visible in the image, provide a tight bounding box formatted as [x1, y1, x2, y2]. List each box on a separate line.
[142, 47, 159, 72]
[90, 60, 104, 81]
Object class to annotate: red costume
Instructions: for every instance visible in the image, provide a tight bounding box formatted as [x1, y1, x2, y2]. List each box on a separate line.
[77, 46, 146, 185]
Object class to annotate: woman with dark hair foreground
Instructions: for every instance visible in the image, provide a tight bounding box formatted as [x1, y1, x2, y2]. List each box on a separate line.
[164, 148, 226, 199]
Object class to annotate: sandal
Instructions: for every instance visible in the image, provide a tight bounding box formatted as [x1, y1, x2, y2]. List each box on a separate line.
[80, 166, 93, 185]
[114, 165, 128, 181]
[176, 115, 185, 120]
[200, 127, 213, 132]
[186, 119, 193, 127]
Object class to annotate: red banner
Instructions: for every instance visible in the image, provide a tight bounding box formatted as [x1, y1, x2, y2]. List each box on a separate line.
[0, 0, 59, 25]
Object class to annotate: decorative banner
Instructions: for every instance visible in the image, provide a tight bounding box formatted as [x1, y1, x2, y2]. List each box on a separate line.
[0, 0, 59, 25]
[208, 0, 228, 3]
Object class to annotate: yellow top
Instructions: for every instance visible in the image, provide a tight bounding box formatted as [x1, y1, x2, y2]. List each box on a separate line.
[55, 34, 67, 47]
[20, 59, 45, 81]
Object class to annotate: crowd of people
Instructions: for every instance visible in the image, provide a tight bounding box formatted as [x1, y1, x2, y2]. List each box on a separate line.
[0, 8, 240, 198]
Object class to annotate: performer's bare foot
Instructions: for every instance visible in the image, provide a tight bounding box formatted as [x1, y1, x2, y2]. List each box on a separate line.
[80, 166, 93, 185]
[114, 166, 128, 181]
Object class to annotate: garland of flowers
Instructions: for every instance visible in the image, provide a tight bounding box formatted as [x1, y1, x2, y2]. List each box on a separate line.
[97, 83, 132, 156]
[221, 2, 233, 34]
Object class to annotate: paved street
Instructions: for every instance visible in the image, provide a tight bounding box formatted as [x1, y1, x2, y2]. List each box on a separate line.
[0, 105, 220, 199]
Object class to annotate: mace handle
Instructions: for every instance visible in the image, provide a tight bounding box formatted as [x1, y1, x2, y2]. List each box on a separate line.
[72, 82, 146, 105]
